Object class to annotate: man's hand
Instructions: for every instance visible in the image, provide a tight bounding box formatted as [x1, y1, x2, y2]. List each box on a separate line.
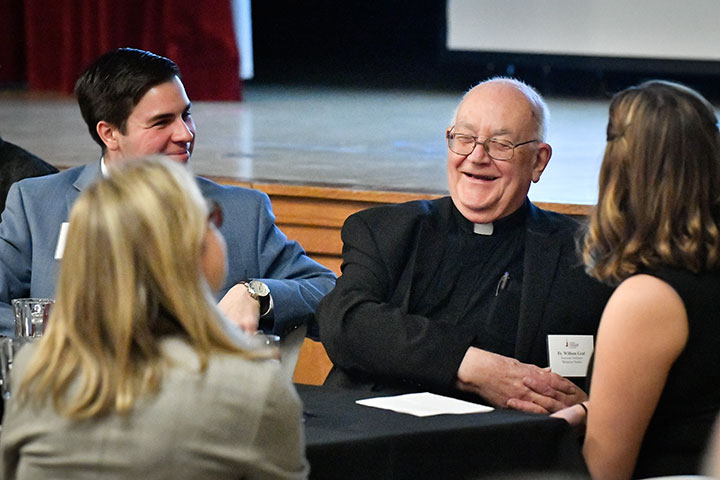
[507, 372, 588, 413]
[218, 283, 260, 332]
[455, 347, 587, 413]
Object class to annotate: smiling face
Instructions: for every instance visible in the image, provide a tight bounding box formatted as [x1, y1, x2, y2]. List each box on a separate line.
[98, 76, 196, 165]
[447, 81, 552, 224]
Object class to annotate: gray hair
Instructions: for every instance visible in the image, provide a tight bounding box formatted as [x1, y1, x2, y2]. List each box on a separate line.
[451, 76, 550, 141]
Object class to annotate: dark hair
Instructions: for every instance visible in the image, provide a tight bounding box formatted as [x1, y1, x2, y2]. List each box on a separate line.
[74, 48, 181, 151]
[583, 80, 720, 284]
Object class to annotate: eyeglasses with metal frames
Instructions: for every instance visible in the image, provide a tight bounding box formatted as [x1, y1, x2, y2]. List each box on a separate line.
[446, 128, 538, 161]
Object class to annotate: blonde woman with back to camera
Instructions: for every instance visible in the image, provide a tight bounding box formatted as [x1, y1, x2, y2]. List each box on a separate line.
[0, 157, 309, 479]
[552, 81, 720, 479]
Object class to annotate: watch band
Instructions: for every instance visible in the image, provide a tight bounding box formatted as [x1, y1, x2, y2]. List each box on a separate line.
[241, 280, 272, 317]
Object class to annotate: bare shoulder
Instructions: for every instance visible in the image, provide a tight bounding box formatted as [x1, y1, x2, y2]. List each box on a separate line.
[609, 274, 685, 319]
[600, 273, 688, 359]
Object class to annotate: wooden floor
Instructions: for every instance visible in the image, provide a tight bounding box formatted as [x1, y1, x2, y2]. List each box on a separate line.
[1, 83, 617, 206]
[5, 82, 720, 206]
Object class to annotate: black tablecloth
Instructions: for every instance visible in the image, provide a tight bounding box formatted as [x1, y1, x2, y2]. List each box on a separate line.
[297, 384, 587, 480]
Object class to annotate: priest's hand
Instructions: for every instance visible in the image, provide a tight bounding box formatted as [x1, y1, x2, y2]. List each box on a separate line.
[455, 347, 586, 413]
[506, 373, 588, 413]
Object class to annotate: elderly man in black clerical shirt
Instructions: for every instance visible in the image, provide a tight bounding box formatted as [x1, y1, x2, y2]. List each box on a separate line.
[316, 77, 613, 413]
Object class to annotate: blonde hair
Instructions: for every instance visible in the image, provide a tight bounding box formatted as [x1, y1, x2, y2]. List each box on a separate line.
[583, 80, 720, 284]
[19, 157, 264, 418]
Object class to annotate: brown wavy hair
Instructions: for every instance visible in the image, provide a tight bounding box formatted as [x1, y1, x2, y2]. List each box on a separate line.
[583, 80, 720, 285]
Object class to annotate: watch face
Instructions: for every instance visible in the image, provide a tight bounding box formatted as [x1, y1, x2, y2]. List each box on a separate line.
[249, 280, 270, 297]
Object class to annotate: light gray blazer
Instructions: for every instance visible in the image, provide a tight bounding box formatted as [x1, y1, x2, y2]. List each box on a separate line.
[0, 337, 310, 479]
[0, 161, 336, 337]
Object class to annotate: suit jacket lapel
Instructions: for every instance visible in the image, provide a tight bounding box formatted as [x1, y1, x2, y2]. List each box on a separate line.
[66, 161, 103, 215]
[514, 204, 563, 362]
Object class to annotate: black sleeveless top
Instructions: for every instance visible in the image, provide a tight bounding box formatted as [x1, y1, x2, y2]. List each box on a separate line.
[633, 266, 720, 478]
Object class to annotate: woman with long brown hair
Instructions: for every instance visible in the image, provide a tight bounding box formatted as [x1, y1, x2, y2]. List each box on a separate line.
[553, 80, 720, 479]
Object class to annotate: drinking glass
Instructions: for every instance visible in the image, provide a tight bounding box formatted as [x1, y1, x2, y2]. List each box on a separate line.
[12, 298, 54, 337]
[253, 332, 280, 348]
[0, 336, 32, 400]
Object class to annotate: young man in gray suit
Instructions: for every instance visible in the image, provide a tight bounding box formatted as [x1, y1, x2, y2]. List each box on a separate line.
[0, 48, 335, 338]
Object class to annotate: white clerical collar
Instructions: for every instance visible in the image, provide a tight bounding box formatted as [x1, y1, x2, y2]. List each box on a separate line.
[473, 222, 494, 235]
[100, 157, 109, 177]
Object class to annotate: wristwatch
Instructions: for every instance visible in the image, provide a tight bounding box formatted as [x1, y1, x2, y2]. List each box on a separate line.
[241, 280, 272, 317]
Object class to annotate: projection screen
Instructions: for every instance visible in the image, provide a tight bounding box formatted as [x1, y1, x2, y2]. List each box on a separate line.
[446, 0, 720, 62]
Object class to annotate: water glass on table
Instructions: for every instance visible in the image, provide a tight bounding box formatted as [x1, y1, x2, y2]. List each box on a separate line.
[252, 332, 280, 348]
[0, 336, 33, 400]
[12, 297, 54, 338]
[251, 332, 282, 361]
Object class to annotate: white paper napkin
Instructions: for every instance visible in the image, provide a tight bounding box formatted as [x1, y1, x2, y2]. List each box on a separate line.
[356, 392, 494, 417]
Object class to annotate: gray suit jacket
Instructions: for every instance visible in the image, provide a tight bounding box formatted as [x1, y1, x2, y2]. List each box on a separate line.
[0, 338, 309, 479]
[0, 161, 336, 337]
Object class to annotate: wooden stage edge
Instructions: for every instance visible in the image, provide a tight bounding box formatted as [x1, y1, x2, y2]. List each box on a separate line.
[208, 177, 596, 384]
[53, 168, 594, 385]
[52, 167, 594, 217]
[208, 175, 595, 217]
[207, 177, 596, 385]
[56, 168, 592, 385]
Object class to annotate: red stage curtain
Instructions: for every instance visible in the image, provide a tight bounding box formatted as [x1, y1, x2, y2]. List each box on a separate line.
[14, 0, 241, 100]
[0, 0, 28, 85]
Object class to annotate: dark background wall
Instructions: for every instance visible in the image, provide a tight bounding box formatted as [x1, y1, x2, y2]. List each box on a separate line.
[251, 1, 720, 100]
[251, 1, 448, 88]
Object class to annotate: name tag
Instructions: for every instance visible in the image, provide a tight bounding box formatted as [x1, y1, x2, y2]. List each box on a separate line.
[547, 335, 594, 377]
[54, 222, 69, 259]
